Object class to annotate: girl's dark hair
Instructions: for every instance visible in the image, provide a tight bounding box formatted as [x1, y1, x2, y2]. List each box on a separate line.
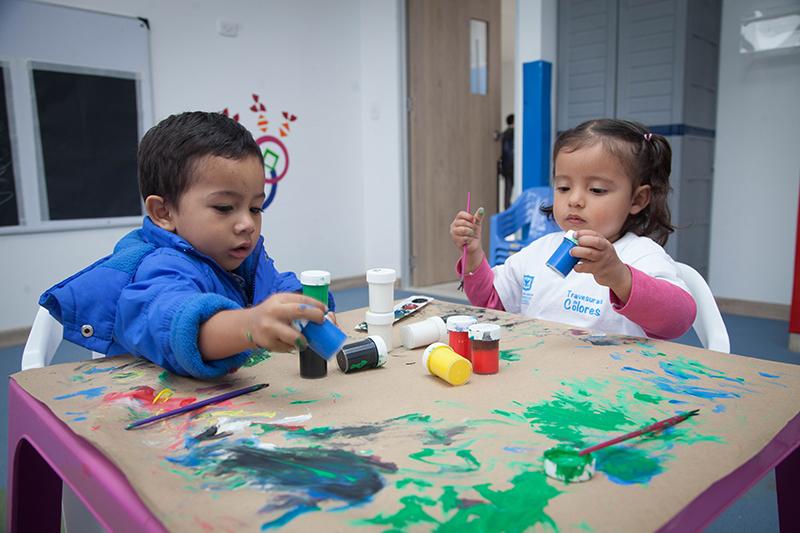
[543, 118, 674, 246]
[137, 111, 262, 205]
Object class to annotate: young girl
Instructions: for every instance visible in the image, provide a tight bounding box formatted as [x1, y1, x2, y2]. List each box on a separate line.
[450, 118, 696, 339]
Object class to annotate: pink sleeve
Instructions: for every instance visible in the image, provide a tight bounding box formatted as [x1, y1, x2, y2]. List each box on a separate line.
[610, 265, 696, 339]
[455, 257, 506, 311]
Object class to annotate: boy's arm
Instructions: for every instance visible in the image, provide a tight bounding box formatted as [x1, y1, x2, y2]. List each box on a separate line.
[116, 259, 250, 379]
[610, 265, 696, 339]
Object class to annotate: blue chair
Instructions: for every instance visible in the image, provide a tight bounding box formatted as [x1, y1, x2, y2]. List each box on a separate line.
[488, 187, 560, 266]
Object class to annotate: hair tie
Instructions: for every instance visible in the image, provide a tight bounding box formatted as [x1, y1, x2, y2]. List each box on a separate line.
[643, 133, 653, 141]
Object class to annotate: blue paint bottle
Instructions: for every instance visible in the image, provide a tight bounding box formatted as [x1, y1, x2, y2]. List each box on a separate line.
[294, 318, 348, 361]
[546, 230, 579, 277]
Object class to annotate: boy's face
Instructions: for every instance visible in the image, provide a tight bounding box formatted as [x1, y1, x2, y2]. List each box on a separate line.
[171, 155, 266, 271]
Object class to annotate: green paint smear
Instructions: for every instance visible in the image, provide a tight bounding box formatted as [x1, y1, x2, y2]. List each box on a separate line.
[490, 409, 529, 424]
[594, 446, 664, 484]
[409, 448, 481, 474]
[359, 471, 560, 532]
[575, 521, 594, 531]
[633, 391, 663, 404]
[523, 392, 636, 445]
[350, 359, 369, 370]
[664, 356, 745, 383]
[392, 413, 442, 424]
[289, 399, 319, 404]
[543, 445, 593, 483]
[396, 478, 434, 491]
[158, 371, 173, 385]
[500, 348, 523, 362]
[243, 349, 271, 367]
[640, 350, 667, 358]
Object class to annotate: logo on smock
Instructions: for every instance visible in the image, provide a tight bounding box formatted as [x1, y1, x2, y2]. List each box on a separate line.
[521, 275, 535, 305]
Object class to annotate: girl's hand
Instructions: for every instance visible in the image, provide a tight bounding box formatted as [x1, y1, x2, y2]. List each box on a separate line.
[248, 293, 327, 353]
[571, 230, 633, 302]
[450, 207, 485, 254]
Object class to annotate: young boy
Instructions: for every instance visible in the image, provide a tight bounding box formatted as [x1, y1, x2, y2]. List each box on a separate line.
[40, 111, 331, 379]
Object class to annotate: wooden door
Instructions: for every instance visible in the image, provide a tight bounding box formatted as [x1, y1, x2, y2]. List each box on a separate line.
[408, 0, 501, 286]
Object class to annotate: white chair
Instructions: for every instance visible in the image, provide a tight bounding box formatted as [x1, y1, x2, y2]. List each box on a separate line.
[21, 305, 105, 533]
[674, 262, 731, 353]
[22, 306, 103, 369]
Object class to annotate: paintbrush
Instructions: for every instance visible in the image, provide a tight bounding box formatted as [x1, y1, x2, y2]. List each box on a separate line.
[125, 383, 269, 430]
[579, 409, 699, 456]
[458, 191, 471, 291]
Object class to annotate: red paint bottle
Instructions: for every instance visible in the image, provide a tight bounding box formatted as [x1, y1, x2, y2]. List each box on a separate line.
[446, 315, 477, 360]
[468, 323, 501, 374]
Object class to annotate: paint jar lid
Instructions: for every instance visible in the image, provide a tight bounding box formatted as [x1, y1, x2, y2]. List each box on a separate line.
[365, 310, 394, 325]
[468, 323, 501, 341]
[366, 268, 396, 284]
[564, 230, 578, 244]
[421, 342, 449, 369]
[367, 335, 389, 366]
[446, 315, 477, 332]
[300, 270, 330, 286]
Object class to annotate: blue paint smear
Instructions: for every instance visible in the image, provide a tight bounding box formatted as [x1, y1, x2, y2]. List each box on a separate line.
[168, 439, 397, 528]
[82, 366, 122, 374]
[659, 361, 698, 380]
[54, 387, 106, 400]
[668, 399, 689, 404]
[713, 404, 727, 413]
[502, 446, 533, 454]
[595, 447, 664, 485]
[759, 372, 780, 379]
[642, 377, 740, 400]
[609, 352, 624, 360]
[261, 504, 318, 530]
[621, 366, 655, 374]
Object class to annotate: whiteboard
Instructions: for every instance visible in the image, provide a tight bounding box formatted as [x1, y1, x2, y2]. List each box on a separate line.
[0, 0, 153, 234]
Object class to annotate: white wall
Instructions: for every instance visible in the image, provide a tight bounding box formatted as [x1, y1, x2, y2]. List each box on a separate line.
[708, 0, 800, 305]
[0, 0, 404, 331]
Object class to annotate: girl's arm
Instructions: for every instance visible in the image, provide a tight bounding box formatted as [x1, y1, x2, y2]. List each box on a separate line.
[456, 256, 505, 311]
[610, 265, 696, 339]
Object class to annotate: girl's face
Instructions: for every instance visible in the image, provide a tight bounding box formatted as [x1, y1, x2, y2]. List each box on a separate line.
[552, 142, 650, 242]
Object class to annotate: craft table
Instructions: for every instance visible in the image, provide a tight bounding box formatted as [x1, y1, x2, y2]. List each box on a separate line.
[7, 302, 800, 532]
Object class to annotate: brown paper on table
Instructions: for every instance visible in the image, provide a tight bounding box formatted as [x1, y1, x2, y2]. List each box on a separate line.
[12, 301, 800, 532]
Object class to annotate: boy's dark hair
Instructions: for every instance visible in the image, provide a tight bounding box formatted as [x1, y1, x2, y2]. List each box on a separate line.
[138, 111, 262, 205]
[543, 118, 674, 246]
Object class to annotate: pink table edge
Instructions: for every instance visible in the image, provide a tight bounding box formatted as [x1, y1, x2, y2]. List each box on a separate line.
[658, 410, 800, 532]
[7, 378, 166, 532]
[7, 377, 799, 532]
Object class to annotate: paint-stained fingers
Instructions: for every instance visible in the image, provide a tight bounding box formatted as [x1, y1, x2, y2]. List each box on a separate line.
[271, 323, 305, 353]
[287, 302, 326, 324]
[473, 207, 485, 225]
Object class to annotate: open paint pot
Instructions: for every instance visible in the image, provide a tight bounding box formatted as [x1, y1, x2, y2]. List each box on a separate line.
[542, 445, 596, 483]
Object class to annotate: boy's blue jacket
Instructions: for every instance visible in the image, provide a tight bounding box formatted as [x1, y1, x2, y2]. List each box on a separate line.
[39, 217, 334, 379]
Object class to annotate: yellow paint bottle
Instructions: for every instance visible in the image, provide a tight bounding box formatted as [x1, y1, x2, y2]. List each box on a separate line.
[421, 342, 472, 386]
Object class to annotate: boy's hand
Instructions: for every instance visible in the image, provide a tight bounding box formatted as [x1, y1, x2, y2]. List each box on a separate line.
[248, 293, 327, 353]
[571, 230, 632, 302]
[450, 207, 485, 254]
